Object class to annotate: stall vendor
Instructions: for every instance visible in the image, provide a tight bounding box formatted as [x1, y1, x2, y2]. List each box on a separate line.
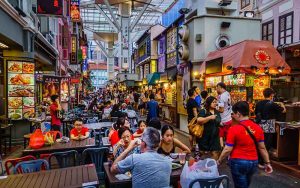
[70, 119, 90, 140]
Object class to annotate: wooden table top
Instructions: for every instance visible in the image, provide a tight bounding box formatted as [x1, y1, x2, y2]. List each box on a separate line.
[0, 164, 98, 188]
[23, 138, 96, 155]
[84, 122, 113, 130]
[103, 162, 182, 185]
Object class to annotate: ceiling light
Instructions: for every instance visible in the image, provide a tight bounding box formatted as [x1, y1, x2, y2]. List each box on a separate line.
[264, 67, 269, 74]
[0, 42, 9, 49]
[278, 66, 284, 73]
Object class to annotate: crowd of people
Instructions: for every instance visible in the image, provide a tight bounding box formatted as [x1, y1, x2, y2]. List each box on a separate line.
[45, 82, 286, 188]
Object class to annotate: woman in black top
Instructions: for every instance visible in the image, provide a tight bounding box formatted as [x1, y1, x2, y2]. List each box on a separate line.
[157, 125, 190, 156]
[196, 96, 222, 160]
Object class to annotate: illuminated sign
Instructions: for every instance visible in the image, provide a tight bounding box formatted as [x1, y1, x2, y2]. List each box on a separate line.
[81, 46, 87, 59]
[37, 0, 63, 16]
[70, 35, 77, 64]
[70, 0, 80, 22]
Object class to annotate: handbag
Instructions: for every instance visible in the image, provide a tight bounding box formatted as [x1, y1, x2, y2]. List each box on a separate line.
[188, 109, 206, 138]
[239, 122, 261, 159]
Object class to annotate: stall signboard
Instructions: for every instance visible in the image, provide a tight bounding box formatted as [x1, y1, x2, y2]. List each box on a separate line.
[7, 61, 35, 120]
[70, 35, 77, 64]
[70, 0, 80, 22]
[205, 76, 222, 88]
[61, 77, 70, 102]
[37, 0, 63, 16]
[253, 76, 270, 100]
[223, 74, 246, 86]
[82, 59, 88, 78]
[42, 76, 60, 103]
[166, 51, 177, 68]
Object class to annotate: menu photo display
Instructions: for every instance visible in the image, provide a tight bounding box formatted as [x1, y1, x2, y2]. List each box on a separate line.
[7, 61, 35, 120]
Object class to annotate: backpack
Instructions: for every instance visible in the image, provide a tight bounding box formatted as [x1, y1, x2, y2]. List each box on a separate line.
[188, 109, 206, 138]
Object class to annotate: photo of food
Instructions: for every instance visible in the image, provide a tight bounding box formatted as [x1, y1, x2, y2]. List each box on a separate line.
[8, 97, 23, 108]
[42, 82, 60, 99]
[61, 78, 69, 102]
[23, 97, 35, 108]
[22, 62, 35, 73]
[23, 108, 35, 119]
[8, 85, 34, 97]
[8, 61, 22, 73]
[8, 74, 34, 85]
[8, 109, 22, 120]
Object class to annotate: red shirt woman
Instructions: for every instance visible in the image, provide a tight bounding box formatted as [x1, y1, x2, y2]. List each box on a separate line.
[50, 95, 61, 131]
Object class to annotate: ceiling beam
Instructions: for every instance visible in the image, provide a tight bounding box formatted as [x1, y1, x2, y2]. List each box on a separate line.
[130, 0, 151, 32]
[95, 4, 120, 32]
[103, 0, 121, 30]
[95, 40, 110, 58]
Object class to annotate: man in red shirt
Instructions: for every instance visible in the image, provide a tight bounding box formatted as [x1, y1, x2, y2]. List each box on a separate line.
[50, 95, 62, 131]
[70, 119, 90, 140]
[217, 101, 272, 188]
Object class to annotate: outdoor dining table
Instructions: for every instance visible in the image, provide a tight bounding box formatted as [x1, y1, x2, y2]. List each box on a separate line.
[23, 138, 96, 156]
[0, 164, 98, 188]
[84, 122, 113, 130]
[103, 162, 182, 188]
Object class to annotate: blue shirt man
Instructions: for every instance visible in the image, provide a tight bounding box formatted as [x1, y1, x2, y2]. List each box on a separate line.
[193, 86, 202, 107]
[146, 93, 159, 122]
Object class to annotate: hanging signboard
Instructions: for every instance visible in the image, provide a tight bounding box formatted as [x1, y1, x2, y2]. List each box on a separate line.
[70, 0, 80, 22]
[70, 35, 77, 64]
[7, 61, 35, 120]
[82, 59, 88, 78]
[42, 76, 60, 102]
[37, 0, 63, 16]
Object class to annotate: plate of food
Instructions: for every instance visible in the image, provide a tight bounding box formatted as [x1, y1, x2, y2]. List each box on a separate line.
[8, 61, 22, 73]
[23, 97, 34, 108]
[22, 63, 34, 73]
[8, 74, 34, 85]
[8, 109, 22, 120]
[8, 85, 34, 97]
[23, 108, 35, 119]
[8, 97, 22, 108]
[172, 163, 182, 170]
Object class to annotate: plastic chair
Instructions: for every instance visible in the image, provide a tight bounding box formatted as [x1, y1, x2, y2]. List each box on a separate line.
[188, 175, 229, 188]
[13, 159, 49, 174]
[5, 155, 37, 175]
[49, 150, 79, 169]
[82, 147, 109, 180]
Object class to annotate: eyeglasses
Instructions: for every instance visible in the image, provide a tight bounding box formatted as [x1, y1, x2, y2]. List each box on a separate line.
[75, 123, 83, 126]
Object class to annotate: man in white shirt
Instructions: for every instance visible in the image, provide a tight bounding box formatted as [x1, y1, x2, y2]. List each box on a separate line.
[216, 82, 232, 148]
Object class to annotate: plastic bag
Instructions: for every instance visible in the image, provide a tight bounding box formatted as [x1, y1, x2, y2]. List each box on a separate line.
[180, 158, 221, 188]
[29, 129, 45, 149]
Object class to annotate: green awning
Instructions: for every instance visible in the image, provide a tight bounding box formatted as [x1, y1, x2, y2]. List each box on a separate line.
[146, 72, 160, 85]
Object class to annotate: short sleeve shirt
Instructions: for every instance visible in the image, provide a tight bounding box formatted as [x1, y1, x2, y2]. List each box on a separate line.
[218, 91, 232, 123]
[50, 103, 61, 126]
[226, 120, 264, 160]
[186, 98, 199, 122]
[255, 100, 284, 120]
[70, 127, 89, 137]
[114, 145, 141, 158]
[117, 152, 172, 188]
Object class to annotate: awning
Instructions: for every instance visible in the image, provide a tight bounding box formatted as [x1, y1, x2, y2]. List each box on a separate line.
[203, 40, 291, 75]
[146, 72, 160, 85]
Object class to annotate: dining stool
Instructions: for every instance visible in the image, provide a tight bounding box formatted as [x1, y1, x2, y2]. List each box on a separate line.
[23, 134, 32, 149]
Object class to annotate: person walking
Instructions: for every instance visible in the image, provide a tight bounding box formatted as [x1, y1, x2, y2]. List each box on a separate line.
[50, 95, 62, 131]
[217, 101, 273, 188]
[196, 96, 222, 160]
[216, 82, 232, 148]
[255, 88, 286, 168]
[146, 93, 159, 123]
[192, 86, 202, 107]
[186, 88, 199, 149]
[200, 90, 208, 109]
[111, 127, 172, 188]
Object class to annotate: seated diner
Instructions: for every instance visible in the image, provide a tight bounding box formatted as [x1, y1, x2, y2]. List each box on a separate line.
[70, 118, 90, 140]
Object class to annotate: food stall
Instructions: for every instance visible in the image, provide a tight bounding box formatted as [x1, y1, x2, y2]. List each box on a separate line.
[7, 61, 35, 120]
[202, 40, 290, 103]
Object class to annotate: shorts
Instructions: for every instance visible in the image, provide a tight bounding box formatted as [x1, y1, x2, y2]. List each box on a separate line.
[219, 120, 232, 138]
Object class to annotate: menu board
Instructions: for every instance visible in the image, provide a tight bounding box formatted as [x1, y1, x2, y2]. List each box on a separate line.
[42, 76, 60, 103]
[7, 61, 35, 120]
[253, 76, 270, 100]
[223, 74, 245, 86]
[60, 77, 70, 102]
[205, 76, 222, 88]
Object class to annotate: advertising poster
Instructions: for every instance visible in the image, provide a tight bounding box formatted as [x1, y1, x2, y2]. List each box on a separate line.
[37, 0, 63, 16]
[7, 61, 35, 120]
[61, 77, 70, 102]
[42, 76, 60, 102]
[70, 0, 80, 22]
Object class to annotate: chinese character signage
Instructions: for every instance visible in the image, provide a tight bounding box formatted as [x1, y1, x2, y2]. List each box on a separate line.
[71, 35, 77, 64]
[37, 0, 63, 16]
[82, 59, 88, 78]
[70, 0, 80, 22]
[7, 61, 35, 120]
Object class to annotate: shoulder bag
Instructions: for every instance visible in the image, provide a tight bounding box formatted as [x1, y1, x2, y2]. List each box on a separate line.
[239, 122, 261, 159]
[188, 109, 206, 138]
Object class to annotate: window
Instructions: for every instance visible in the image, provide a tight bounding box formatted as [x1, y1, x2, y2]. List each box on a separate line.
[279, 12, 293, 45]
[241, 0, 250, 9]
[262, 20, 274, 44]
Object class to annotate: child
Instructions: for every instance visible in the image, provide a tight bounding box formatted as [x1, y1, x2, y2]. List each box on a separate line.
[133, 120, 147, 138]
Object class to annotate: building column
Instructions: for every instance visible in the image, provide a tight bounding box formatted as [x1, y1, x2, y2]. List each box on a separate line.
[107, 41, 114, 80]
